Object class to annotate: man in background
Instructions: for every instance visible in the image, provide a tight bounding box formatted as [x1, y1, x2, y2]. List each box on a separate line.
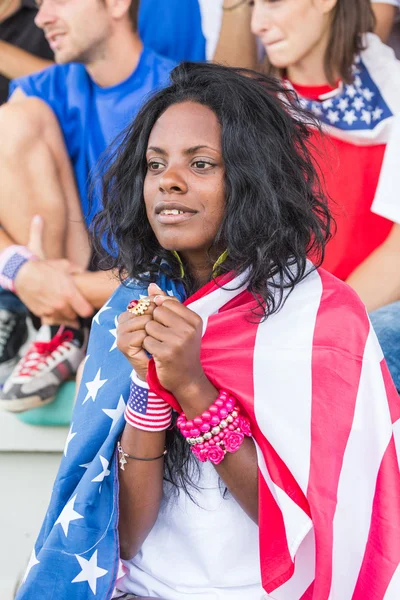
[0, 0, 53, 104]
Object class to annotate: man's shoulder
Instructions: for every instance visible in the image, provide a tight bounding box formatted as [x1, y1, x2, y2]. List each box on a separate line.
[11, 62, 88, 99]
[140, 47, 178, 77]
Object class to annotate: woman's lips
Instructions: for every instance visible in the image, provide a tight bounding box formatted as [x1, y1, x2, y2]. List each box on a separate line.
[155, 211, 197, 225]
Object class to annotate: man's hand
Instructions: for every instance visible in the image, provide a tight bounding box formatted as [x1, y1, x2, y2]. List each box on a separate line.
[13, 216, 93, 324]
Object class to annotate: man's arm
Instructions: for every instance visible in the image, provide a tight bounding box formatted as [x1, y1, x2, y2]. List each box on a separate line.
[213, 0, 258, 69]
[346, 223, 400, 312]
[0, 40, 53, 80]
[372, 2, 398, 43]
[73, 270, 120, 310]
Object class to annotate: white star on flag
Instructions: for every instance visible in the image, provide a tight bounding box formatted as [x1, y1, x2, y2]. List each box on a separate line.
[71, 550, 108, 595]
[167, 289, 176, 296]
[327, 110, 340, 124]
[83, 369, 108, 404]
[362, 87, 374, 102]
[102, 395, 126, 432]
[338, 97, 349, 112]
[311, 104, 322, 117]
[361, 110, 372, 125]
[352, 97, 364, 111]
[79, 462, 91, 469]
[91, 456, 111, 483]
[373, 107, 383, 121]
[109, 316, 118, 352]
[93, 304, 112, 325]
[22, 549, 40, 583]
[55, 494, 84, 536]
[322, 99, 333, 110]
[343, 109, 357, 126]
[64, 423, 77, 457]
[346, 84, 356, 98]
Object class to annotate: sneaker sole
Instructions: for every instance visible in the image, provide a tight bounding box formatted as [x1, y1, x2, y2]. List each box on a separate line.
[0, 394, 56, 413]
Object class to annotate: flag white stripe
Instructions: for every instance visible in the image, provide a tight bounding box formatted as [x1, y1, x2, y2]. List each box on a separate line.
[383, 564, 400, 599]
[125, 407, 171, 422]
[253, 268, 323, 493]
[328, 329, 394, 600]
[269, 529, 315, 600]
[394, 418, 400, 470]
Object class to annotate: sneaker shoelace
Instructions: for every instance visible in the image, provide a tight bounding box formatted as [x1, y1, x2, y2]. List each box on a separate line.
[16, 329, 74, 378]
[0, 313, 16, 354]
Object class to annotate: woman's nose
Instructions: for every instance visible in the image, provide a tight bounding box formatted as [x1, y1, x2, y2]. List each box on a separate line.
[251, 2, 271, 38]
[159, 168, 188, 194]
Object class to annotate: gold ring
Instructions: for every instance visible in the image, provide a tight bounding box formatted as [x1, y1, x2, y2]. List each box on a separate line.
[127, 297, 151, 315]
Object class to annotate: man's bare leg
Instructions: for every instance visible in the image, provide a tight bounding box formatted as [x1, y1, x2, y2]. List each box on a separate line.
[0, 95, 90, 267]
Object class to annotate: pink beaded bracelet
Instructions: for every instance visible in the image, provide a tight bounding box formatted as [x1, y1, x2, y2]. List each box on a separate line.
[176, 391, 252, 465]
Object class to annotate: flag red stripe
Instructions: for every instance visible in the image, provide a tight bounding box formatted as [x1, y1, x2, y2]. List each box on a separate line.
[380, 359, 400, 425]
[352, 436, 400, 599]
[308, 269, 370, 598]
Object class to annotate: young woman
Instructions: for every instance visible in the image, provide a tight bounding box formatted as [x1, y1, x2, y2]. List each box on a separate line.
[250, 0, 400, 312]
[17, 64, 399, 600]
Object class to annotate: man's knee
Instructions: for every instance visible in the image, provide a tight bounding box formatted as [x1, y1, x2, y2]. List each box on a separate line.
[0, 97, 60, 158]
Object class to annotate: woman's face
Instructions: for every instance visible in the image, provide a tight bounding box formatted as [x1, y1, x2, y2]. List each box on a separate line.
[144, 101, 225, 263]
[251, 0, 336, 72]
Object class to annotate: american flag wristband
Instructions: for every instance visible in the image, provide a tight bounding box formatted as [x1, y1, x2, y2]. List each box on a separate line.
[124, 371, 172, 432]
[0, 245, 36, 293]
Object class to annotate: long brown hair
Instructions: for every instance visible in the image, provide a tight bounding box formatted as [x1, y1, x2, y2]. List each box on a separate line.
[264, 0, 375, 85]
[325, 0, 375, 84]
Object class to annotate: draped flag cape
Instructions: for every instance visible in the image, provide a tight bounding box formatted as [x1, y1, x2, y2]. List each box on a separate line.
[17, 267, 400, 600]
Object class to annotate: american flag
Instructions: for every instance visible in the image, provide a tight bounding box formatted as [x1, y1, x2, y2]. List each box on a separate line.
[17, 267, 400, 599]
[292, 33, 400, 145]
[125, 375, 172, 431]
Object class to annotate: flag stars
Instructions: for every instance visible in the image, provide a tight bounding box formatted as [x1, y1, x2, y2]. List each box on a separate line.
[102, 395, 126, 432]
[93, 304, 112, 325]
[361, 110, 372, 125]
[83, 369, 108, 404]
[346, 84, 356, 98]
[91, 456, 111, 483]
[343, 110, 358, 126]
[373, 107, 384, 121]
[64, 423, 77, 457]
[352, 97, 365, 111]
[108, 316, 118, 352]
[55, 494, 84, 537]
[72, 550, 108, 595]
[22, 549, 40, 584]
[327, 110, 340, 124]
[337, 97, 349, 112]
[362, 87, 374, 102]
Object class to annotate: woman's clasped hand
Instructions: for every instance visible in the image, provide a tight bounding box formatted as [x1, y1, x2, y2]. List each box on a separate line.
[117, 282, 211, 408]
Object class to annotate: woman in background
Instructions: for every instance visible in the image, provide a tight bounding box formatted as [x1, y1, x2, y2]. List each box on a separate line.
[250, 0, 400, 313]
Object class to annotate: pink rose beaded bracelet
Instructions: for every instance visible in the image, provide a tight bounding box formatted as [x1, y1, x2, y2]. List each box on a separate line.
[176, 391, 252, 465]
[119, 378, 252, 468]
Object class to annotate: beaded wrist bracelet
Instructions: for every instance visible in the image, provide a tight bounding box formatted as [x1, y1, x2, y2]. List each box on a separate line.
[176, 391, 252, 465]
[0, 245, 37, 293]
[124, 371, 172, 432]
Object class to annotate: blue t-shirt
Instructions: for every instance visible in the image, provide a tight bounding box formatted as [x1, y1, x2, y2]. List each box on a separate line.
[10, 48, 176, 224]
[139, 0, 206, 62]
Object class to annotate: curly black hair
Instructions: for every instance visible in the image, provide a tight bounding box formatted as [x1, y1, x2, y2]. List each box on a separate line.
[93, 61, 331, 314]
[92, 62, 333, 496]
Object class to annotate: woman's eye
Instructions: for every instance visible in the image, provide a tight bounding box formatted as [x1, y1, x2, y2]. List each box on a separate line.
[192, 161, 214, 170]
[148, 161, 164, 171]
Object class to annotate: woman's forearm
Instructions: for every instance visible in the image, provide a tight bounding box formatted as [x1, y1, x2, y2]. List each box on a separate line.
[118, 425, 166, 560]
[213, 0, 258, 69]
[176, 379, 259, 524]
